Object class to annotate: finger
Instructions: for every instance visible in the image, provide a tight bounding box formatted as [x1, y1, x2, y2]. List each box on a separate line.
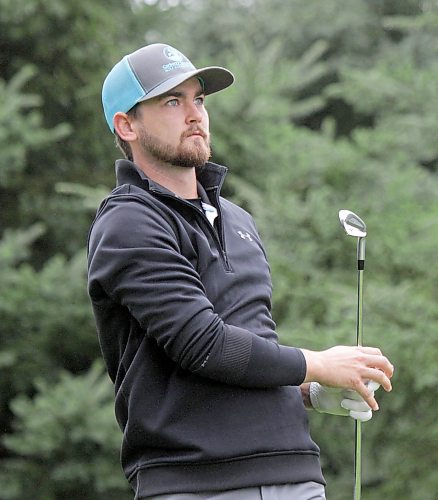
[349, 409, 373, 422]
[359, 348, 395, 378]
[354, 380, 379, 410]
[374, 357, 394, 379]
[359, 366, 392, 393]
[346, 381, 380, 399]
[357, 346, 383, 356]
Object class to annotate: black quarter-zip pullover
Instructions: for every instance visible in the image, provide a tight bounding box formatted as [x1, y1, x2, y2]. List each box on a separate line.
[87, 160, 324, 497]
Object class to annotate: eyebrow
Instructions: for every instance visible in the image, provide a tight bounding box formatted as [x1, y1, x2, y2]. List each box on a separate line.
[157, 89, 205, 101]
[158, 91, 184, 100]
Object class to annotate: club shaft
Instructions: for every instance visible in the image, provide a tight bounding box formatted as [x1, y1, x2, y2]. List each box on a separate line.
[354, 237, 365, 500]
[355, 421, 362, 500]
[356, 266, 364, 346]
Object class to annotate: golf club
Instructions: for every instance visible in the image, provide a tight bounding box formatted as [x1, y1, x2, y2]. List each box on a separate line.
[338, 209, 367, 500]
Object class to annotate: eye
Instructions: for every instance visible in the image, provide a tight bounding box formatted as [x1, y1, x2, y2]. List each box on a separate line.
[166, 98, 179, 107]
[194, 96, 205, 106]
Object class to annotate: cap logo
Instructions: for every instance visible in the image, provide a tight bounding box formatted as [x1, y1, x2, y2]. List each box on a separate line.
[162, 46, 192, 73]
[164, 46, 185, 62]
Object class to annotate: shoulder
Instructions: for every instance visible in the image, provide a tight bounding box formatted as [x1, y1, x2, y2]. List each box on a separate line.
[220, 197, 257, 227]
[90, 186, 177, 247]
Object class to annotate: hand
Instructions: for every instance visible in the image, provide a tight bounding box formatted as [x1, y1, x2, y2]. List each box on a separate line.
[309, 381, 381, 422]
[301, 345, 394, 411]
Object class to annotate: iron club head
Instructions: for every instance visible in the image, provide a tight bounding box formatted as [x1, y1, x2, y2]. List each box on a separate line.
[339, 210, 367, 238]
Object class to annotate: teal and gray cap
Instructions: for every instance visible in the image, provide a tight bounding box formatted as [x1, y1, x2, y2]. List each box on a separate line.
[102, 43, 235, 132]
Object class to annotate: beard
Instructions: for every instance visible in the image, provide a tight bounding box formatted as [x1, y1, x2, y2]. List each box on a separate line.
[137, 125, 211, 169]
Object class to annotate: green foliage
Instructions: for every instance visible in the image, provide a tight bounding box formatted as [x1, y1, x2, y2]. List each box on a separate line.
[0, 226, 99, 423]
[0, 0, 166, 257]
[0, 66, 70, 188]
[0, 361, 130, 500]
[0, 223, 45, 267]
[1, 0, 437, 498]
[55, 183, 110, 212]
[326, 44, 438, 169]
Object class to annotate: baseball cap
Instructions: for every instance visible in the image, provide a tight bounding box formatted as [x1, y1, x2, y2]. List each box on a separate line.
[102, 43, 235, 132]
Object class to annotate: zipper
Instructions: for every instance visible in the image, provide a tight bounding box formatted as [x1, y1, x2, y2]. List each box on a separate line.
[205, 180, 227, 266]
[150, 188, 232, 272]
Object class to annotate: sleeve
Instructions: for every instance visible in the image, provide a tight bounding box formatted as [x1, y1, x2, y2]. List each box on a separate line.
[87, 197, 306, 388]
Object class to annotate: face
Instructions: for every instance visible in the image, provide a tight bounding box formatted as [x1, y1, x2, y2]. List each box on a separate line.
[132, 77, 211, 168]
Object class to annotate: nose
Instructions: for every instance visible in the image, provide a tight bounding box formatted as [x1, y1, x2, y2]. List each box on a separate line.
[185, 102, 203, 124]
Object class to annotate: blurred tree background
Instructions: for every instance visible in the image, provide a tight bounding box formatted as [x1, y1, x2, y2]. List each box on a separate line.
[0, 0, 437, 498]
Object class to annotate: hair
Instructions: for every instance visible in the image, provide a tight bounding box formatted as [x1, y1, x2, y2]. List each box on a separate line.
[114, 105, 141, 161]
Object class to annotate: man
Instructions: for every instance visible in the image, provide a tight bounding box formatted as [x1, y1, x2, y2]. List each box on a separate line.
[87, 43, 394, 499]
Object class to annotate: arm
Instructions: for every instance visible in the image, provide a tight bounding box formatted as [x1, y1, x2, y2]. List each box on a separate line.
[89, 197, 394, 394]
[88, 197, 307, 388]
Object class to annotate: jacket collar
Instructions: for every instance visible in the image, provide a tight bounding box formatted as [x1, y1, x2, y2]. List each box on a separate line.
[115, 159, 228, 196]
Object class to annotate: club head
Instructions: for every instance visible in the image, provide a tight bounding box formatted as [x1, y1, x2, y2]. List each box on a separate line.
[339, 210, 367, 238]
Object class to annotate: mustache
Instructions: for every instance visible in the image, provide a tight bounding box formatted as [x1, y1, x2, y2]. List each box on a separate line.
[181, 127, 208, 140]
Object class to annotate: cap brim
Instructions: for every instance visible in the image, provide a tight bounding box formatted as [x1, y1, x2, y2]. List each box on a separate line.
[137, 66, 234, 104]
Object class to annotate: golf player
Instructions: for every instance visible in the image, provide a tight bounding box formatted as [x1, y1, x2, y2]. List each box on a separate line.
[87, 43, 394, 499]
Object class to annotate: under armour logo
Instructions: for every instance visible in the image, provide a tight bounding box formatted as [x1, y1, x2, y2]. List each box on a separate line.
[237, 231, 253, 241]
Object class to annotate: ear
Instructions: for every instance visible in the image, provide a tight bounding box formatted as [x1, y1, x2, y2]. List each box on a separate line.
[113, 112, 137, 141]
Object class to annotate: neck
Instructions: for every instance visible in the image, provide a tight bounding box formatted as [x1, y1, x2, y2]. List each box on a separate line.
[134, 157, 199, 199]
